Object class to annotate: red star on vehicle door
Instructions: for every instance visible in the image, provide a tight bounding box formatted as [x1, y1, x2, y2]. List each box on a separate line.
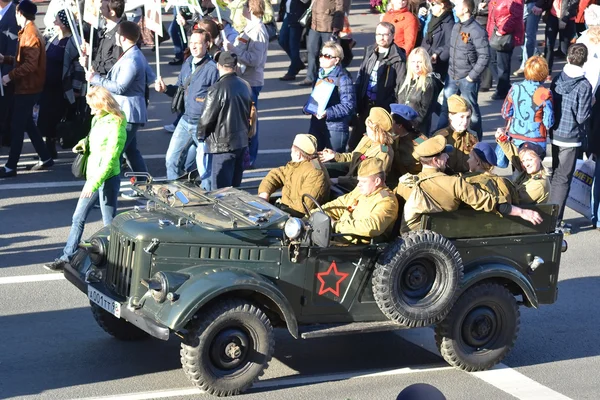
[317, 261, 349, 297]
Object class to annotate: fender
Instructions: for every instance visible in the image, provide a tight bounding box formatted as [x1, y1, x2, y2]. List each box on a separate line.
[154, 267, 299, 338]
[460, 262, 538, 308]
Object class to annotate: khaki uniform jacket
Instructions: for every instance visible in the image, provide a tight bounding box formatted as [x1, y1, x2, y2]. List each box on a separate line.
[388, 131, 427, 188]
[258, 159, 330, 215]
[496, 139, 549, 204]
[2, 22, 46, 94]
[396, 168, 498, 231]
[322, 186, 399, 244]
[434, 127, 478, 174]
[334, 135, 394, 175]
[463, 171, 518, 204]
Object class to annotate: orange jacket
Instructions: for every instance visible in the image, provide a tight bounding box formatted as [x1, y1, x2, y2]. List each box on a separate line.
[2, 22, 46, 95]
[382, 8, 419, 56]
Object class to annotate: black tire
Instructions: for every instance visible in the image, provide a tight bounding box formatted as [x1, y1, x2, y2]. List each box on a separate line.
[90, 303, 149, 341]
[180, 299, 274, 397]
[434, 282, 520, 372]
[372, 230, 463, 327]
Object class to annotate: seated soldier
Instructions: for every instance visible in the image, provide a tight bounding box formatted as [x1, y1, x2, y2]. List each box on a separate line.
[495, 129, 549, 204]
[387, 103, 428, 189]
[319, 107, 395, 191]
[396, 136, 543, 232]
[433, 95, 478, 174]
[258, 134, 330, 217]
[463, 142, 519, 204]
[320, 158, 399, 244]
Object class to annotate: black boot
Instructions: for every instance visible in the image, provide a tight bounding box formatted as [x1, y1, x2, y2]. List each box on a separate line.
[46, 138, 58, 160]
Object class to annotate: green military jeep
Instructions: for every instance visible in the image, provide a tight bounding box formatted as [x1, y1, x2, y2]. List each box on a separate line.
[64, 177, 566, 397]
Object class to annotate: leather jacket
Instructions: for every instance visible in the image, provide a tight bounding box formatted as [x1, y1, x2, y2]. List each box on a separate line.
[197, 72, 253, 154]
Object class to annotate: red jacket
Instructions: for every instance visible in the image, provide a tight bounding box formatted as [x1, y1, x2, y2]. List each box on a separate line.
[487, 0, 525, 47]
[382, 8, 419, 56]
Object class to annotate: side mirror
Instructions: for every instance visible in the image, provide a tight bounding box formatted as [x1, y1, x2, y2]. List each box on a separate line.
[308, 211, 331, 248]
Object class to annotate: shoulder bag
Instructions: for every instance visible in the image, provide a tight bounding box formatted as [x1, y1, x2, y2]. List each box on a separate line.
[299, 4, 312, 28]
[71, 137, 89, 179]
[171, 58, 208, 114]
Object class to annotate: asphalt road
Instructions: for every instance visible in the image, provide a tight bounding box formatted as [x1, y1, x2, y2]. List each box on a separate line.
[1, 2, 600, 399]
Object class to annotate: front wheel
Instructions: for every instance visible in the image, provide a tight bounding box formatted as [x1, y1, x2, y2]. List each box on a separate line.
[434, 283, 520, 372]
[181, 299, 274, 397]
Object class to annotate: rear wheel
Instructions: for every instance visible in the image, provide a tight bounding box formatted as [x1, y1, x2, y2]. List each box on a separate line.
[181, 299, 274, 397]
[90, 303, 148, 341]
[434, 283, 520, 371]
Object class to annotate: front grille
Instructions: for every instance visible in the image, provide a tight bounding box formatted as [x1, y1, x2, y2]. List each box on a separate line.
[106, 231, 136, 297]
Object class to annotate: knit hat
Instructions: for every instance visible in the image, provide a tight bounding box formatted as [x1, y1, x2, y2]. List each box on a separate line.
[17, 0, 37, 17]
[57, 9, 70, 28]
[293, 134, 317, 155]
[358, 158, 385, 177]
[474, 142, 498, 167]
[447, 94, 471, 113]
[215, 51, 237, 67]
[519, 141, 546, 159]
[367, 107, 393, 132]
[413, 135, 453, 158]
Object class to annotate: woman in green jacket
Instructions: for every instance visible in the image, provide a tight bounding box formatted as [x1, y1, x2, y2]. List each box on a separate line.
[44, 86, 127, 271]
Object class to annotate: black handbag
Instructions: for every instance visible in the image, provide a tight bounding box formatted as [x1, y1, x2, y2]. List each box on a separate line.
[57, 99, 92, 149]
[489, 26, 514, 52]
[71, 137, 89, 179]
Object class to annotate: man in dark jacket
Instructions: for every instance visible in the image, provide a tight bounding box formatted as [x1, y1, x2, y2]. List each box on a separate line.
[436, 0, 489, 141]
[278, 0, 310, 81]
[550, 43, 592, 228]
[0, 0, 18, 147]
[80, 0, 124, 77]
[197, 51, 253, 190]
[155, 30, 219, 180]
[350, 21, 406, 150]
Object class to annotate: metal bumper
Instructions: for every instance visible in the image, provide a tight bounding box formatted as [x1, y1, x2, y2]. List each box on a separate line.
[63, 263, 170, 341]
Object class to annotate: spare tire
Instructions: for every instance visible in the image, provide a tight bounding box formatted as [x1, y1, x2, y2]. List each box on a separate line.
[372, 230, 463, 327]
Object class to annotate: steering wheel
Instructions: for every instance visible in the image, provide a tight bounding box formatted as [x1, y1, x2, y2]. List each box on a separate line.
[302, 193, 325, 217]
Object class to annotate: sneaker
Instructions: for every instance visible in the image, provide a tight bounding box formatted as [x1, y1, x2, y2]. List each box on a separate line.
[512, 68, 525, 77]
[28, 159, 55, 171]
[299, 79, 314, 87]
[0, 167, 16, 178]
[490, 92, 506, 101]
[44, 259, 66, 271]
[164, 123, 176, 133]
[279, 74, 297, 81]
[168, 57, 183, 66]
[121, 190, 143, 199]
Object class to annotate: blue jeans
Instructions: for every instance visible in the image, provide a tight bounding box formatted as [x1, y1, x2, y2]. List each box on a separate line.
[437, 76, 483, 140]
[6, 93, 50, 170]
[165, 117, 199, 180]
[60, 175, 120, 261]
[520, 3, 542, 68]
[307, 30, 332, 82]
[209, 147, 246, 189]
[123, 123, 148, 180]
[169, 7, 185, 59]
[248, 86, 262, 166]
[278, 16, 304, 75]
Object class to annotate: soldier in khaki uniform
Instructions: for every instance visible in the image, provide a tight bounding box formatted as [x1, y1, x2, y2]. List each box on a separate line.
[396, 136, 543, 232]
[259, 134, 330, 217]
[387, 103, 428, 189]
[321, 158, 399, 244]
[433, 95, 478, 174]
[495, 129, 549, 204]
[319, 107, 395, 191]
[463, 142, 519, 204]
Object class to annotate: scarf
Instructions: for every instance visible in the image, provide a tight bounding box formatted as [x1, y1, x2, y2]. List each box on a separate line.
[426, 11, 451, 43]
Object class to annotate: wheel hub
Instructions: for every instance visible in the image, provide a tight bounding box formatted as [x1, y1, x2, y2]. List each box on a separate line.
[462, 307, 498, 348]
[209, 328, 250, 371]
[225, 342, 242, 359]
[401, 260, 435, 301]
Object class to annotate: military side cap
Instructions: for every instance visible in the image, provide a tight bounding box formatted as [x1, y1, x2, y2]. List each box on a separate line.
[413, 135, 453, 158]
[390, 104, 418, 121]
[293, 134, 317, 155]
[519, 141, 546, 159]
[367, 107, 393, 132]
[448, 94, 471, 113]
[358, 158, 385, 177]
[474, 142, 498, 167]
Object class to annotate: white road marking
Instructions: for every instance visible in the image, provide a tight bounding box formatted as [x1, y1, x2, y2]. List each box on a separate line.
[396, 329, 574, 400]
[0, 274, 65, 285]
[74, 365, 453, 400]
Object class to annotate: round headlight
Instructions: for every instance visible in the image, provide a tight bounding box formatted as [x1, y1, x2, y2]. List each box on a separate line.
[89, 237, 108, 267]
[284, 218, 304, 240]
[151, 272, 168, 303]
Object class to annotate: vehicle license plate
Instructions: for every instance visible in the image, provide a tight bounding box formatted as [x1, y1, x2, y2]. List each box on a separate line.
[88, 286, 121, 318]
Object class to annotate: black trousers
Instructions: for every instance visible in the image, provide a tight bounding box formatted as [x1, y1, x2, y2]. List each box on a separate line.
[550, 144, 579, 223]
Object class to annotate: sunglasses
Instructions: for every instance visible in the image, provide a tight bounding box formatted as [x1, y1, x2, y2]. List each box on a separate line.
[319, 53, 336, 59]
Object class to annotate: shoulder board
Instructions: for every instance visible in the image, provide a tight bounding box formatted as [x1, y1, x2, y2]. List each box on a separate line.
[310, 158, 322, 170]
[380, 144, 389, 152]
[434, 128, 450, 137]
[413, 135, 426, 145]
[532, 173, 544, 180]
